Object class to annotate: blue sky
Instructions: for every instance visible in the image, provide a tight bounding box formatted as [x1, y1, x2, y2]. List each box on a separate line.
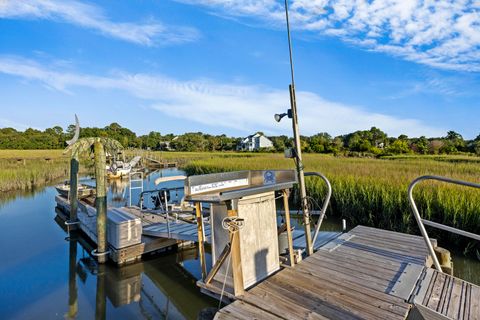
[0, 0, 479, 139]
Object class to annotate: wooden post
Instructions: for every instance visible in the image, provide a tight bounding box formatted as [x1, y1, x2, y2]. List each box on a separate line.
[94, 142, 108, 264]
[282, 190, 295, 266]
[205, 236, 232, 285]
[227, 207, 245, 296]
[69, 157, 79, 223]
[67, 237, 78, 319]
[195, 202, 207, 280]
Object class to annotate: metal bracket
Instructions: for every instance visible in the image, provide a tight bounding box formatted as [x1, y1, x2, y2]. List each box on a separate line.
[222, 216, 245, 233]
[64, 220, 80, 226]
[91, 249, 110, 258]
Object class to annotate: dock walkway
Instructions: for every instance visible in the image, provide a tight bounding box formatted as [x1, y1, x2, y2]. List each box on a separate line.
[215, 226, 479, 320]
[143, 222, 212, 243]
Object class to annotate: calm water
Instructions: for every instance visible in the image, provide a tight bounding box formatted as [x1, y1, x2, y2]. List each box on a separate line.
[0, 168, 479, 319]
[0, 168, 216, 320]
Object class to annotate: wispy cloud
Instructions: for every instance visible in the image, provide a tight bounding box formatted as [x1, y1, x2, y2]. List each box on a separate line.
[0, 0, 200, 45]
[0, 55, 445, 137]
[0, 118, 31, 130]
[176, 0, 480, 72]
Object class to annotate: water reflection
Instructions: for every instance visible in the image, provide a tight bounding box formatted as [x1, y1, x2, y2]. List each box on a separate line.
[61, 232, 215, 319]
[68, 235, 78, 319]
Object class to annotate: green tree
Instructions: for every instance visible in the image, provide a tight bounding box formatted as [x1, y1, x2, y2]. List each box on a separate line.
[385, 139, 411, 154]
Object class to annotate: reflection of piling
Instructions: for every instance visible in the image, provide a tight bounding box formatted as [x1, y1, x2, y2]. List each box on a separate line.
[95, 264, 106, 320]
[69, 157, 79, 222]
[94, 142, 108, 263]
[67, 237, 78, 319]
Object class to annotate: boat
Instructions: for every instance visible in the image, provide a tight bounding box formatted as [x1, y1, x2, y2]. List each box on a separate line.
[55, 182, 96, 198]
[106, 161, 132, 179]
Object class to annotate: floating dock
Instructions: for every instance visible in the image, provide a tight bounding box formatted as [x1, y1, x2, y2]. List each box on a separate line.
[214, 225, 480, 320]
[55, 195, 179, 265]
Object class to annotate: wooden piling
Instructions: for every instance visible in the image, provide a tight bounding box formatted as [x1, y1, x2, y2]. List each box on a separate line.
[69, 157, 79, 222]
[94, 141, 108, 264]
[227, 208, 245, 296]
[434, 246, 453, 275]
[282, 190, 295, 267]
[195, 202, 207, 280]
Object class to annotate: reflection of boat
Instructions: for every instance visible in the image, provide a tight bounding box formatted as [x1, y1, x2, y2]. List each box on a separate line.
[55, 182, 95, 198]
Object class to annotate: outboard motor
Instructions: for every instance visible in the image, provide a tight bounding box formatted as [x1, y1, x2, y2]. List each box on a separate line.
[151, 188, 171, 210]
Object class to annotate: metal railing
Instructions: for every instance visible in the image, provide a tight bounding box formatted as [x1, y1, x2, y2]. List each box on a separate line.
[305, 172, 332, 246]
[129, 172, 144, 207]
[408, 175, 480, 272]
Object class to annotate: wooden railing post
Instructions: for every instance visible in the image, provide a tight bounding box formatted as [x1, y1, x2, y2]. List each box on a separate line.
[195, 202, 207, 280]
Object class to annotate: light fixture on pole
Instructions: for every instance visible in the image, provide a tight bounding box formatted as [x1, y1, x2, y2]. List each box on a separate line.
[274, 109, 292, 122]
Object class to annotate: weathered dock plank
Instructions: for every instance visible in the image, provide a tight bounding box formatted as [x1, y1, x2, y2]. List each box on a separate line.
[414, 268, 480, 320]
[143, 222, 212, 243]
[215, 225, 430, 320]
[215, 225, 479, 319]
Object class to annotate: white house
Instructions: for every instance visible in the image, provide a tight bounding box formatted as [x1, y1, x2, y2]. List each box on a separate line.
[237, 133, 273, 151]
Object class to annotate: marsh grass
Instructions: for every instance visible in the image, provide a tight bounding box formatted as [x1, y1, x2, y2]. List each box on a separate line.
[0, 150, 92, 192]
[3, 149, 479, 251]
[180, 152, 480, 251]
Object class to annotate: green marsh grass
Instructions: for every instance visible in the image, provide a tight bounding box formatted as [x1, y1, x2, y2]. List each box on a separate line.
[0, 150, 92, 192]
[180, 152, 480, 251]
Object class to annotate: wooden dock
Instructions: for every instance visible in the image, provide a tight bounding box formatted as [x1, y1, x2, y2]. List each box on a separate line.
[55, 195, 179, 265]
[214, 226, 480, 320]
[143, 156, 177, 168]
[143, 222, 212, 243]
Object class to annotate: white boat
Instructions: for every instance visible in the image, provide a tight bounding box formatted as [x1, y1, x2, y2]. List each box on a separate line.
[55, 182, 95, 198]
[106, 161, 132, 179]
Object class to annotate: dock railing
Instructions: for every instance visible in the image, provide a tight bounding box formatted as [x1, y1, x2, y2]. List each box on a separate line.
[305, 172, 332, 247]
[408, 175, 480, 272]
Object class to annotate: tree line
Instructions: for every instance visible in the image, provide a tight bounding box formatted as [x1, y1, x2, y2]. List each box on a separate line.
[1, 123, 479, 156]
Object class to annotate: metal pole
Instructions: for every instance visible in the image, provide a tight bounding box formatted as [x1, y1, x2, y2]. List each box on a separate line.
[164, 190, 170, 238]
[285, 0, 313, 255]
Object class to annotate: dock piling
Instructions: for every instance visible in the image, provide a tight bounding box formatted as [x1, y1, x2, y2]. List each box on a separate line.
[94, 141, 108, 264]
[69, 157, 79, 223]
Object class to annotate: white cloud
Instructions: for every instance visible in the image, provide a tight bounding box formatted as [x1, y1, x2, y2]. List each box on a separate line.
[0, 0, 199, 45]
[175, 0, 480, 72]
[0, 118, 31, 130]
[0, 56, 444, 137]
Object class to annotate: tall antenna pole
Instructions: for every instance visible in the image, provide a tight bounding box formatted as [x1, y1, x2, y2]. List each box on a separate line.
[284, 0, 313, 255]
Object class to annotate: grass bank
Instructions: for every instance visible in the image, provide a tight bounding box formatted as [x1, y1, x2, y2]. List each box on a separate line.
[0, 150, 92, 192]
[180, 152, 480, 252]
